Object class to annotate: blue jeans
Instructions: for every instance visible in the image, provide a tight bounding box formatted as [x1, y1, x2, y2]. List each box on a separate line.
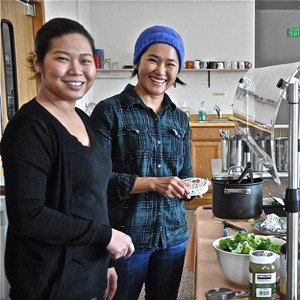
[112, 236, 188, 300]
[90, 296, 105, 300]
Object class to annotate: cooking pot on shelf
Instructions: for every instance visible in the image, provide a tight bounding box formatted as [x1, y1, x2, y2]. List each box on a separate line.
[212, 162, 263, 219]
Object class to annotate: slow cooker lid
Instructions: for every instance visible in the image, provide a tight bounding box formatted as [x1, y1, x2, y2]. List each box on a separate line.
[232, 62, 300, 185]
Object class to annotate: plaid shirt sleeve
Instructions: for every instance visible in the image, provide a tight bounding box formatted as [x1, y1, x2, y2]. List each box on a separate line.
[90, 99, 138, 201]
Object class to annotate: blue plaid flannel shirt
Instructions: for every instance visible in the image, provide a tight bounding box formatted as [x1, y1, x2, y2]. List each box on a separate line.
[90, 84, 193, 248]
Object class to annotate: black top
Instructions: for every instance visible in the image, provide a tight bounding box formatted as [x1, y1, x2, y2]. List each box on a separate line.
[1, 99, 112, 300]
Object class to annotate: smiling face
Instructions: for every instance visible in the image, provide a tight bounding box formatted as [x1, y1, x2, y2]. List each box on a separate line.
[33, 33, 96, 103]
[134, 43, 179, 100]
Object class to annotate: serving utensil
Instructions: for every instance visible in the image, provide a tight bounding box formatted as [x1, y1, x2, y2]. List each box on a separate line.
[222, 220, 247, 237]
[205, 287, 248, 300]
[232, 162, 254, 184]
[268, 192, 285, 207]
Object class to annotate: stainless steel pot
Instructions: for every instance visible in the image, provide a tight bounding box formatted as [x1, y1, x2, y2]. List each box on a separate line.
[212, 178, 264, 219]
[275, 137, 289, 171]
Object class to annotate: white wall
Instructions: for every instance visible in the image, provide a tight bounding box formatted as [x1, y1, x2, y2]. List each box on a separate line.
[44, 0, 92, 110]
[44, 0, 255, 115]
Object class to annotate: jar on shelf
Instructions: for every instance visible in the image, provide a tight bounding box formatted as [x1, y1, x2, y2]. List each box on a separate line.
[104, 58, 111, 69]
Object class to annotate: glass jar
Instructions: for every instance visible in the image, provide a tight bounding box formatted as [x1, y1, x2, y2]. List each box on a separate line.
[249, 250, 276, 300]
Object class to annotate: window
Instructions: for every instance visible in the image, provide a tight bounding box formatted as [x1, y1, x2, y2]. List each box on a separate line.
[1, 19, 19, 120]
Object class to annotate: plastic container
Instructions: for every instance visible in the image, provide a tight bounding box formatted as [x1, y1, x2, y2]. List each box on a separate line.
[249, 250, 276, 300]
[199, 101, 206, 121]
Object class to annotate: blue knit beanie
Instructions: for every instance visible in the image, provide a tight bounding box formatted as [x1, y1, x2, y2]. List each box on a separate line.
[133, 25, 185, 72]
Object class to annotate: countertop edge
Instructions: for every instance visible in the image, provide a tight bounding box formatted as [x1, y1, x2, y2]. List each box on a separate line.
[190, 121, 235, 127]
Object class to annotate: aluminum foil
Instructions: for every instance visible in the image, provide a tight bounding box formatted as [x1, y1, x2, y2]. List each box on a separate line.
[260, 213, 287, 234]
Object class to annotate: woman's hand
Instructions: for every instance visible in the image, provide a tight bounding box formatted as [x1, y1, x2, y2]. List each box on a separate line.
[106, 267, 118, 300]
[152, 176, 192, 199]
[106, 229, 135, 259]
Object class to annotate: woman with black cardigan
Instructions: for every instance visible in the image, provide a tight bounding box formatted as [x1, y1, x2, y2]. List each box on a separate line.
[1, 18, 134, 300]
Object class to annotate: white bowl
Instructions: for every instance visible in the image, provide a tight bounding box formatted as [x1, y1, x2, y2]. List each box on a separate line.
[212, 235, 286, 287]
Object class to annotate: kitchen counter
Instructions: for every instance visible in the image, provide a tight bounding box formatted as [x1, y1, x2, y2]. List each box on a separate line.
[189, 120, 235, 127]
[189, 114, 235, 127]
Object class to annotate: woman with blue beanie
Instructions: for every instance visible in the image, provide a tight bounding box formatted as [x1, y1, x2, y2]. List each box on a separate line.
[91, 25, 193, 300]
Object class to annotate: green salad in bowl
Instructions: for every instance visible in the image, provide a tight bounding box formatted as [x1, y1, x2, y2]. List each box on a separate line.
[218, 231, 282, 254]
[213, 231, 285, 286]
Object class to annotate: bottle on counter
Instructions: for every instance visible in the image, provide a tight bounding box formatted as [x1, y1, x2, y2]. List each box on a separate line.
[199, 101, 206, 121]
[249, 250, 276, 300]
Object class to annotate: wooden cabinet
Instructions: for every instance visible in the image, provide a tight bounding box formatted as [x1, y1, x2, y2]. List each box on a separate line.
[185, 124, 235, 210]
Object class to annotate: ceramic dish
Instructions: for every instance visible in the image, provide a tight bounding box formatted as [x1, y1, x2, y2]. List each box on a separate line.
[251, 215, 287, 236]
[183, 177, 209, 196]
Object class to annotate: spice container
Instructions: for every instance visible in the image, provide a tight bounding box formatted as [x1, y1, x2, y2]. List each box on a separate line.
[279, 243, 300, 299]
[249, 250, 276, 300]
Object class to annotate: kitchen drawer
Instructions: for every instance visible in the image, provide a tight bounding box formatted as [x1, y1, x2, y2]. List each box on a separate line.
[190, 127, 234, 141]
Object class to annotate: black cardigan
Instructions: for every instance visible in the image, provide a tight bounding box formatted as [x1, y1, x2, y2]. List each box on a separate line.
[1, 99, 112, 299]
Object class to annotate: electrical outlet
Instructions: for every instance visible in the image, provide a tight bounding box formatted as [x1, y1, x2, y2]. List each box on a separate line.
[25, 3, 35, 16]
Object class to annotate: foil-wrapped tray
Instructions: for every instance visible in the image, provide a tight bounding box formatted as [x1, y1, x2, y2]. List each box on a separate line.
[251, 213, 287, 236]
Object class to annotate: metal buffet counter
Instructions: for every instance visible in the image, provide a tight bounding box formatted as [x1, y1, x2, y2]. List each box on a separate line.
[184, 206, 262, 300]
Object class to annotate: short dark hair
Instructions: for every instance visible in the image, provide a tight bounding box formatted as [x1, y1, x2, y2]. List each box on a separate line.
[28, 18, 96, 80]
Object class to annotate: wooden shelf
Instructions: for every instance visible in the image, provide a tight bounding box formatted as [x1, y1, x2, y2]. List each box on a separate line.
[183, 68, 249, 72]
[95, 68, 249, 86]
[96, 69, 133, 72]
[95, 69, 133, 79]
[96, 68, 249, 72]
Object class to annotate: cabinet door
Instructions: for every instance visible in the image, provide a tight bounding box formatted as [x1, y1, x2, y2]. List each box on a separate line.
[186, 126, 234, 209]
[190, 140, 221, 180]
[185, 140, 221, 209]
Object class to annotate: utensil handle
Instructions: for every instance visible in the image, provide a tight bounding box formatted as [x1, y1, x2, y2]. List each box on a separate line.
[222, 220, 248, 233]
[224, 188, 251, 194]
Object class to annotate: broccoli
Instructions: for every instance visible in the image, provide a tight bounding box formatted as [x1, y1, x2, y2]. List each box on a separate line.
[218, 231, 282, 254]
